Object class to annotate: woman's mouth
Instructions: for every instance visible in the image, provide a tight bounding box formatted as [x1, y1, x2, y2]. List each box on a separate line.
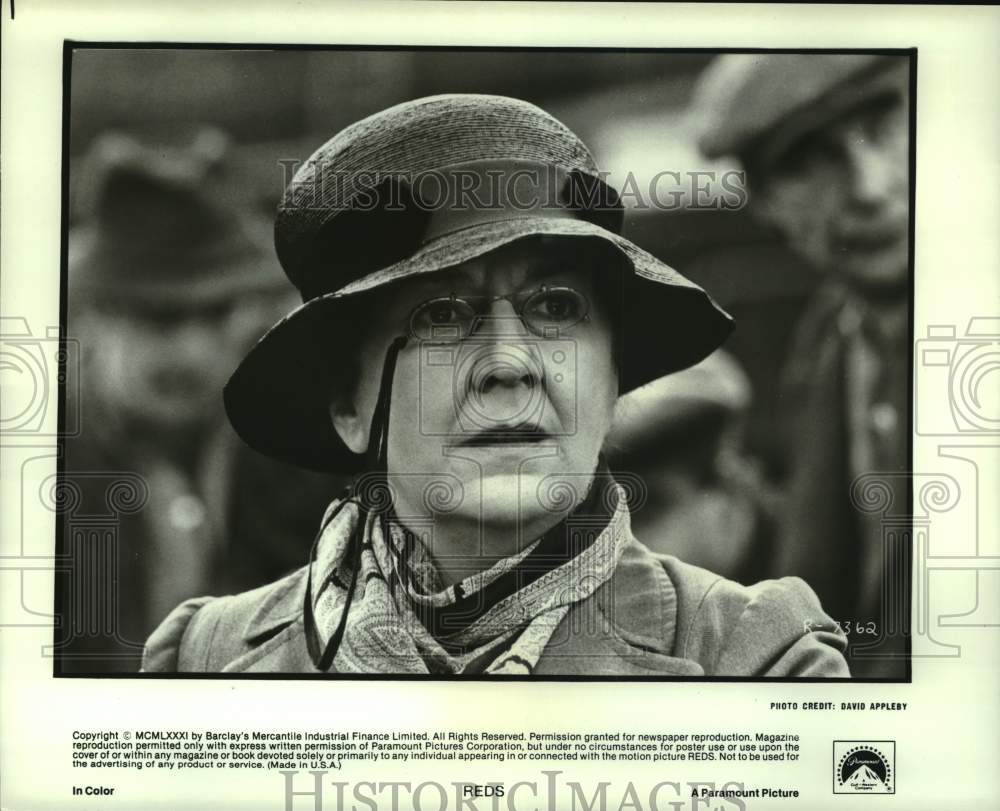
[458, 424, 553, 447]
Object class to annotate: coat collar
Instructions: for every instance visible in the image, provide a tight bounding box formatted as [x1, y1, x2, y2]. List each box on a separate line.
[233, 536, 700, 676]
[241, 566, 309, 644]
[213, 568, 311, 674]
[533, 538, 704, 676]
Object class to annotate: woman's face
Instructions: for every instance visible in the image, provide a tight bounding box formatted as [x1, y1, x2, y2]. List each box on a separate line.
[330, 237, 620, 539]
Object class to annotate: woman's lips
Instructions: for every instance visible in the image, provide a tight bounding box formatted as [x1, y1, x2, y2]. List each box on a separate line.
[458, 425, 553, 447]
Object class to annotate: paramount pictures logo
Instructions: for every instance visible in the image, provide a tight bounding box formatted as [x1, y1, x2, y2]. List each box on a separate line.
[833, 741, 895, 794]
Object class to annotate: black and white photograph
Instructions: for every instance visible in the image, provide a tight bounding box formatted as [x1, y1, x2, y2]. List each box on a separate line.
[3, 5, 999, 810]
[55, 47, 912, 679]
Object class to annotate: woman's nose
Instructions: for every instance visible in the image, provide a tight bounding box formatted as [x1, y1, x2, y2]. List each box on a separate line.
[473, 297, 528, 338]
[476, 355, 537, 392]
[467, 299, 542, 393]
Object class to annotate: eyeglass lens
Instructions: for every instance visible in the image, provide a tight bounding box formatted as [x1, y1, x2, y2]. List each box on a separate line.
[409, 287, 588, 342]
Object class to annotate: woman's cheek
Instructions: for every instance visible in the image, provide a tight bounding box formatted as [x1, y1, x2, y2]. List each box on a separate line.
[560, 337, 617, 440]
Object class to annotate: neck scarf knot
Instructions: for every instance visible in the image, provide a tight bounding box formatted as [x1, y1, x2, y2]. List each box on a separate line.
[309, 475, 632, 674]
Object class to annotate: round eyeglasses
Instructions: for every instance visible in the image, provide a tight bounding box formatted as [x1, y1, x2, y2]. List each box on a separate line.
[408, 285, 590, 343]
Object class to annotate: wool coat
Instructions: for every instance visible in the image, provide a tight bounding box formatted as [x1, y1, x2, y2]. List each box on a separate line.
[142, 533, 849, 677]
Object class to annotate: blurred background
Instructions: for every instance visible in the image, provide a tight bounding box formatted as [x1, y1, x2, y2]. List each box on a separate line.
[67, 48, 819, 465]
[58, 48, 908, 677]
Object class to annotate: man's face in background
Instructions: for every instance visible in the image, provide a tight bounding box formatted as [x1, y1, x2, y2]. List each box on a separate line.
[79, 293, 282, 433]
[750, 78, 910, 298]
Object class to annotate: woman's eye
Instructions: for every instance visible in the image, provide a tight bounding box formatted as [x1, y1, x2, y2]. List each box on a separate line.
[529, 290, 584, 323]
[545, 297, 570, 318]
[428, 303, 458, 323]
[411, 298, 475, 340]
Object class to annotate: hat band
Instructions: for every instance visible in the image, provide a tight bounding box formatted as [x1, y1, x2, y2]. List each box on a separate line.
[296, 159, 623, 301]
[412, 159, 584, 244]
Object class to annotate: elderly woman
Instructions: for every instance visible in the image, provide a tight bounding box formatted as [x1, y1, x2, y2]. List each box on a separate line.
[142, 94, 848, 676]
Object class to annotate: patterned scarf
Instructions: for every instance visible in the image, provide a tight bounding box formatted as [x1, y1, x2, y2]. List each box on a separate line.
[308, 474, 631, 674]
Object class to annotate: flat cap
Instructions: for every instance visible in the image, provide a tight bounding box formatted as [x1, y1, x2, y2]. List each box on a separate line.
[693, 54, 908, 162]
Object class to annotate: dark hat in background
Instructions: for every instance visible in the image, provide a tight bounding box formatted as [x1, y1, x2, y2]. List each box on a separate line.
[225, 94, 735, 472]
[693, 54, 910, 168]
[69, 128, 288, 308]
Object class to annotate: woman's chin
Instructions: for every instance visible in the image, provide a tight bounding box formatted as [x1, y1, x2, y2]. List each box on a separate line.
[455, 471, 578, 528]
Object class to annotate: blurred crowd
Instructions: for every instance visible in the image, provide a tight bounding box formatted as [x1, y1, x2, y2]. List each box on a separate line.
[59, 51, 910, 678]
[59, 128, 344, 672]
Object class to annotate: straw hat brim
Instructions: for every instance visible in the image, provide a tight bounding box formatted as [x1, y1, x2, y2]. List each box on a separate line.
[224, 217, 733, 472]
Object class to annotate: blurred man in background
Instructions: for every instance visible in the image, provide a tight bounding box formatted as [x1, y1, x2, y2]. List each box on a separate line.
[60, 130, 340, 672]
[694, 55, 910, 677]
[604, 350, 779, 585]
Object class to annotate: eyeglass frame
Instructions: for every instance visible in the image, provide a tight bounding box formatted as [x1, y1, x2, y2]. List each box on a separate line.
[405, 284, 591, 344]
